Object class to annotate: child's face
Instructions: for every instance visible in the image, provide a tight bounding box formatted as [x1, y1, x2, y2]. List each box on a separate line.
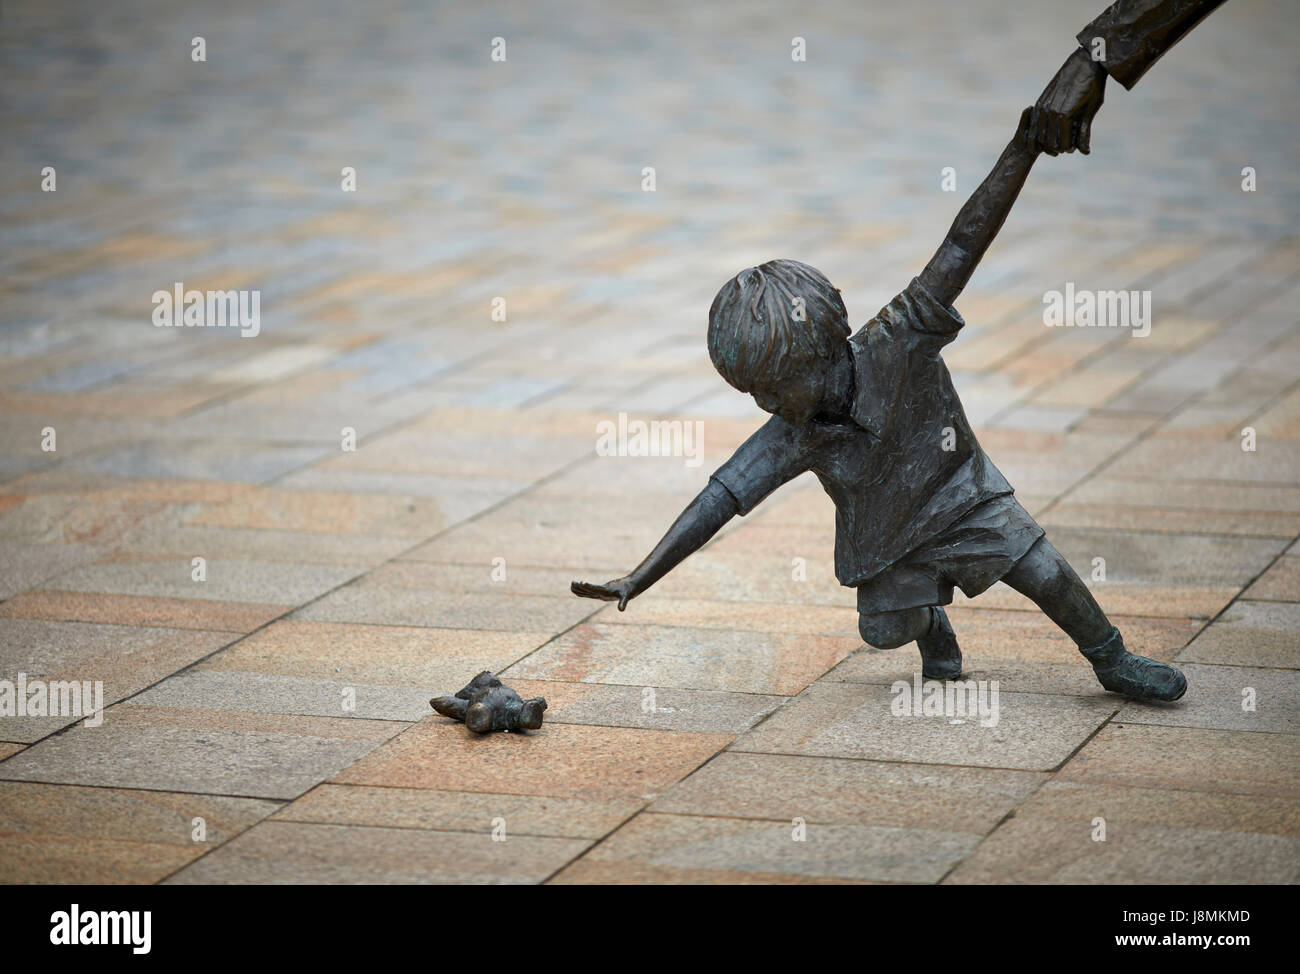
[748, 366, 826, 425]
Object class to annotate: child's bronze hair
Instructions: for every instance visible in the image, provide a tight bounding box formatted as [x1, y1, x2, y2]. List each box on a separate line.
[707, 258, 849, 392]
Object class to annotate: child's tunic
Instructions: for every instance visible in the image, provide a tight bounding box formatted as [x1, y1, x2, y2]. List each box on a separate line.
[710, 277, 1043, 613]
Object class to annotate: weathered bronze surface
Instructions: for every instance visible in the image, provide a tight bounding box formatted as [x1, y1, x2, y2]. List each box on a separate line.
[430, 672, 547, 734]
[573, 1, 1227, 704]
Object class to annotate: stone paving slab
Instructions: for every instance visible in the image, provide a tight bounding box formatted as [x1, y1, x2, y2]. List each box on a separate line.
[0, 705, 404, 800]
[131, 668, 436, 723]
[185, 488, 462, 539]
[648, 752, 1044, 834]
[1062, 478, 1300, 514]
[596, 597, 860, 637]
[945, 779, 1300, 884]
[642, 548, 850, 605]
[0, 781, 280, 884]
[41, 556, 369, 605]
[198, 620, 547, 688]
[112, 525, 415, 566]
[1040, 504, 1300, 539]
[573, 811, 977, 884]
[733, 682, 1120, 771]
[0, 589, 289, 633]
[505, 622, 861, 695]
[272, 784, 641, 840]
[506, 678, 787, 734]
[1177, 601, 1300, 668]
[1042, 529, 1288, 589]
[1056, 723, 1299, 799]
[548, 861, 867, 884]
[0, 617, 234, 742]
[0, 541, 101, 600]
[1244, 556, 1300, 601]
[369, 561, 598, 599]
[291, 583, 599, 632]
[68, 441, 337, 484]
[945, 802, 1300, 884]
[332, 720, 731, 802]
[164, 821, 591, 885]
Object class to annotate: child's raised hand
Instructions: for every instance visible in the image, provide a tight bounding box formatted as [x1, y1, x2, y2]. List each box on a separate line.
[1015, 107, 1037, 152]
[571, 577, 637, 611]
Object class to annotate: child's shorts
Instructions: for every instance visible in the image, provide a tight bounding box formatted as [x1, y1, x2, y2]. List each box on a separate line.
[854, 494, 1044, 615]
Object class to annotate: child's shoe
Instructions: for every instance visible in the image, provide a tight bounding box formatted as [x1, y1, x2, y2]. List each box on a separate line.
[1081, 628, 1186, 702]
[918, 607, 963, 680]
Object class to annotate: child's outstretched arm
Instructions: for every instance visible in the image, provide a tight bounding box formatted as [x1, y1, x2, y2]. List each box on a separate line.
[571, 479, 738, 610]
[917, 108, 1041, 309]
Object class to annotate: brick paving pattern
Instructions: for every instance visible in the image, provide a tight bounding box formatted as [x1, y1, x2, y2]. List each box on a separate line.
[0, 0, 1297, 883]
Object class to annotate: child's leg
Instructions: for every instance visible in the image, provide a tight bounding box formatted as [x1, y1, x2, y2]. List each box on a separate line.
[1000, 536, 1112, 647]
[1001, 537, 1186, 701]
[858, 607, 930, 649]
[859, 606, 963, 680]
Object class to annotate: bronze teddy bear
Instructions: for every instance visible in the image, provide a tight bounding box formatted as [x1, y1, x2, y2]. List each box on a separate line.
[430, 671, 547, 734]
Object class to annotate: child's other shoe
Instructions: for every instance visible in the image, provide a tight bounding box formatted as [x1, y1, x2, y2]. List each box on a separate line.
[1082, 628, 1187, 702]
[918, 607, 963, 680]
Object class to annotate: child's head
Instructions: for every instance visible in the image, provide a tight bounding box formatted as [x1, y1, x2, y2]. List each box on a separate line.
[707, 259, 849, 423]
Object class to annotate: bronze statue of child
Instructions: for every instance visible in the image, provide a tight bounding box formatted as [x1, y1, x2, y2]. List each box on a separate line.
[572, 105, 1186, 703]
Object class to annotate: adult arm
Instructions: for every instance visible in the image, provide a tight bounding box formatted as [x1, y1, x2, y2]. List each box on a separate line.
[1028, 0, 1229, 154]
[1080, 0, 1229, 90]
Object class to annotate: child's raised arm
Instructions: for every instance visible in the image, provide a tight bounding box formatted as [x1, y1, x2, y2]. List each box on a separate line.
[917, 108, 1041, 309]
[571, 479, 739, 610]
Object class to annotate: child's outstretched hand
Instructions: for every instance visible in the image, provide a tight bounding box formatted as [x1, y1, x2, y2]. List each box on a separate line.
[571, 576, 638, 611]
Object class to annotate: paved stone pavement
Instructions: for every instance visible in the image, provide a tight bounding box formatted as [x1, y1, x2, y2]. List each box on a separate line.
[1, 0, 1297, 884]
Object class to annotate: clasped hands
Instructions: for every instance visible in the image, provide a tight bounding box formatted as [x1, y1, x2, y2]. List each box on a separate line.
[1025, 47, 1107, 155]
